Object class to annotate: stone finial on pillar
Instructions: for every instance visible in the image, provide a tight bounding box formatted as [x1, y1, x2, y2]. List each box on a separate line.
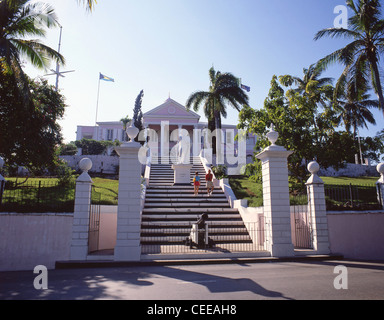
[307, 161, 323, 184]
[256, 125, 295, 257]
[376, 163, 384, 209]
[114, 125, 142, 261]
[306, 160, 330, 254]
[77, 158, 93, 182]
[70, 158, 93, 260]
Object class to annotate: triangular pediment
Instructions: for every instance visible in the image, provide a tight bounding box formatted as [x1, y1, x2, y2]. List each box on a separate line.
[143, 98, 200, 121]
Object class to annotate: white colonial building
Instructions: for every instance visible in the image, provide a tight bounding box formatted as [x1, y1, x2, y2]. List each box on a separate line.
[76, 98, 257, 160]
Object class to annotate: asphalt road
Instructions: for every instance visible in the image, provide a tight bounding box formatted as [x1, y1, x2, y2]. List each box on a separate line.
[1, 260, 383, 301]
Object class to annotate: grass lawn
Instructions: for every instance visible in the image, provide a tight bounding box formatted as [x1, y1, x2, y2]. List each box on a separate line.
[229, 175, 381, 208]
[91, 177, 119, 205]
[1, 176, 120, 212]
[321, 176, 379, 186]
[229, 177, 263, 207]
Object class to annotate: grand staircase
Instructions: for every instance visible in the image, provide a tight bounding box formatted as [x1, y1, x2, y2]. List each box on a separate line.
[141, 156, 254, 253]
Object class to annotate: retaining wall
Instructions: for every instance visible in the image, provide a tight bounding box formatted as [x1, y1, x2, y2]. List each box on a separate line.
[1, 209, 383, 272]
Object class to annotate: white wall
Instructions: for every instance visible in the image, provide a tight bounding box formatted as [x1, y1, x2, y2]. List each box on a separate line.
[327, 211, 384, 260]
[319, 163, 378, 177]
[0, 213, 73, 271]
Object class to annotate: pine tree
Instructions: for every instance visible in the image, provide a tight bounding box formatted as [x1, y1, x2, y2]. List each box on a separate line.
[133, 90, 144, 132]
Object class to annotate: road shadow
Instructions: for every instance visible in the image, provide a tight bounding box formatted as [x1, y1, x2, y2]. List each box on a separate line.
[0, 264, 292, 300]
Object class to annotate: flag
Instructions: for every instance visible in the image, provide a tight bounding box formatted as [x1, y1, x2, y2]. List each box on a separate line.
[241, 84, 251, 92]
[100, 73, 115, 82]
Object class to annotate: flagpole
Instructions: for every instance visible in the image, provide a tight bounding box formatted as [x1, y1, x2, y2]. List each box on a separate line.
[95, 73, 101, 126]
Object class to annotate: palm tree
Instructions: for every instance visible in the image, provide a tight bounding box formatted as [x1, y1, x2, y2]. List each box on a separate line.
[120, 115, 132, 131]
[279, 63, 334, 108]
[0, 0, 64, 100]
[279, 64, 336, 146]
[120, 115, 131, 142]
[314, 0, 384, 115]
[186, 67, 249, 155]
[334, 74, 378, 164]
[78, 0, 97, 11]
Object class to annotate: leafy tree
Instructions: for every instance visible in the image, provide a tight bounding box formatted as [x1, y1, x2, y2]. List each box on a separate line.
[74, 138, 116, 155]
[186, 67, 249, 154]
[58, 142, 78, 156]
[238, 75, 357, 188]
[0, 74, 66, 174]
[360, 135, 384, 162]
[314, 0, 384, 115]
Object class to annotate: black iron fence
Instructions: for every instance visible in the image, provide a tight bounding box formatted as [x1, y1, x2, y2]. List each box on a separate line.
[325, 183, 381, 211]
[0, 179, 75, 213]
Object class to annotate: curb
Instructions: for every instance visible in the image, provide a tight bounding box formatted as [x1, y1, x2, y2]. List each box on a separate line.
[55, 254, 344, 270]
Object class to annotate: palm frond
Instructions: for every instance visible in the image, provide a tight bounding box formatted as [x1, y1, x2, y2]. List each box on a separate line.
[314, 27, 360, 41]
[77, 0, 97, 11]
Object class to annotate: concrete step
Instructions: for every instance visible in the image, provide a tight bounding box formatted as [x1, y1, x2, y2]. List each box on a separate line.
[141, 156, 254, 248]
[146, 187, 220, 191]
[144, 198, 229, 203]
[145, 192, 224, 196]
[141, 221, 248, 227]
[144, 203, 230, 208]
[141, 214, 242, 221]
[141, 227, 250, 234]
[142, 207, 239, 213]
[141, 235, 252, 245]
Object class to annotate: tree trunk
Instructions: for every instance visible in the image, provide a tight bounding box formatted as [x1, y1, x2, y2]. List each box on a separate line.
[370, 59, 384, 115]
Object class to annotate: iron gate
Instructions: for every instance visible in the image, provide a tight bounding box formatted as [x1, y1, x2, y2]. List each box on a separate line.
[293, 209, 313, 249]
[291, 190, 313, 249]
[88, 186, 101, 253]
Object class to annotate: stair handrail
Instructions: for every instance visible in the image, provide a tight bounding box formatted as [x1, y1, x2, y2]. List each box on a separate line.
[198, 150, 217, 181]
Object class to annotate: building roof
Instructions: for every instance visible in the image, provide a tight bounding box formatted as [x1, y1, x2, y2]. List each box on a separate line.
[143, 98, 200, 125]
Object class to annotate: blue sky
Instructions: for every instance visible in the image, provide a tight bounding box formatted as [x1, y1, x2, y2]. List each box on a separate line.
[24, 0, 383, 143]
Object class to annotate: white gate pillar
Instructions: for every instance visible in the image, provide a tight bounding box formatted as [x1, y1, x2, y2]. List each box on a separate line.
[256, 127, 294, 257]
[306, 161, 330, 254]
[70, 158, 93, 260]
[114, 125, 142, 261]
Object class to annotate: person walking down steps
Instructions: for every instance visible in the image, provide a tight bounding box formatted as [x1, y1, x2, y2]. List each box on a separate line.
[206, 169, 214, 196]
[193, 171, 201, 196]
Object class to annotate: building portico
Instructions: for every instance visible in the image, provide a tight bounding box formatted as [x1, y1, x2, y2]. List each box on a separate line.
[76, 97, 257, 164]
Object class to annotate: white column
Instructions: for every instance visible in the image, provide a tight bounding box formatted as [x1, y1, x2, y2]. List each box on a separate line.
[70, 158, 93, 260]
[306, 161, 330, 254]
[114, 125, 142, 261]
[376, 163, 384, 209]
[255, 127, 294, 257]
[193, 125, 201, 162]
[161, 121, 169, 161]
